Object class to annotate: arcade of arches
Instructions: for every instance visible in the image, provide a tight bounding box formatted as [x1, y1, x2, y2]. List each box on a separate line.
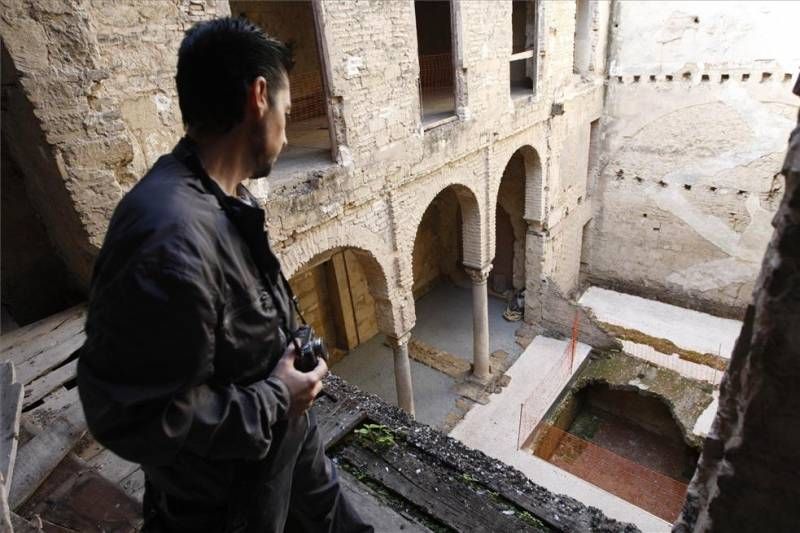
[284, 152, 541, 423]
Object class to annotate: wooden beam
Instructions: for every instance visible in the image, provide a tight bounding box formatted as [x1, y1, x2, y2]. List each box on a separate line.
[0, 362, 23, 491]
[337, 441, 545, 531]
[339, 470, 428, 532]
[0, 305, 86, 366]
[511, 49, 535, 61]
[9, 396, 86, 510]
[14, 334, 83, 387]
[329, 253, 359, 350]
[312, 393, 367, 450]
[22, 359, 77, 409]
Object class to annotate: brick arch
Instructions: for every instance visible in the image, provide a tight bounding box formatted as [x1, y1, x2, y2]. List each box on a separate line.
[487, 144, 544, 288]
[405, 181, 486, 272]
[280, 224, 405, 336]
[494, 144, 544, 225]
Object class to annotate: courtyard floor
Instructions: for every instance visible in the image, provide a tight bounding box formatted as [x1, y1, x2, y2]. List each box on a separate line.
[332, 280, 521, 428]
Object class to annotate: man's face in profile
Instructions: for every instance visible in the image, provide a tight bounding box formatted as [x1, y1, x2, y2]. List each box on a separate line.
[250, 74, 291, 179]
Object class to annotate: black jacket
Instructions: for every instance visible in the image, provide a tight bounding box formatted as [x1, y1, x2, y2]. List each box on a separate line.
[78, 137, 299, 505]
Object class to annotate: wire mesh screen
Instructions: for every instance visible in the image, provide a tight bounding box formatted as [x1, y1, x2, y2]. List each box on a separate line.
[531, 423, 689, 522]
[288, 70, 326, 122]
[419, 53, 454, 89]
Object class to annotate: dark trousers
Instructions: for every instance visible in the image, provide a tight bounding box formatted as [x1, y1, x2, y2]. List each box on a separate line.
[142, 413, 373, 532]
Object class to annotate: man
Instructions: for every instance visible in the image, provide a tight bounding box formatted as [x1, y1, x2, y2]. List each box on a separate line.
[77, 17, 372, 532]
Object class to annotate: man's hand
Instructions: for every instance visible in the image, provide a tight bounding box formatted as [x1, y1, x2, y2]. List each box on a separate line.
[271, 341, 328, 418]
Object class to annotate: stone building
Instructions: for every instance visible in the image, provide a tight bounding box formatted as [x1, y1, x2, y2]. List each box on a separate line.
[1, 0, 797, 419]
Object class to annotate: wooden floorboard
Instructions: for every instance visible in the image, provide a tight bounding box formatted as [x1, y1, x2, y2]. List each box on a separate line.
[120, 469, 145, 503]
[16, 454, 141, 532]
[337, 441, 547, 532]
[339, 470, 430, 532]
[0, 362, 23, 491]
[313, 393, 367, 450]
[86, 449, 139, 485]
[23, 386, 82, 429]
[22, 359, 78, 409]
[15, 333, 84, 387]
[9, 400, 87, 510]
[0, 305, 86, 366]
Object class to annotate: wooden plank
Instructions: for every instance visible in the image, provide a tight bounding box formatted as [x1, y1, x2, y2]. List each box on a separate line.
[0, 362, 23, 490]
[15, 333, 84, 387]
[9, 399, 86, 509]
[120, 468, 145, 503]
[1, 475, 11, 533]
[339, 470, 430, 533]
[312, 394, 367, 450]
[10, 512, 42, 532]
[23, 386, 82, 429]
[86, 449, 139, 485]
[337, 441, 547, 532]
[330, 252, 359, 350]
[0, 305, 86, 366]
[22, 359, 78, 409]
[73, 434, 105, 463]
[17, 454, 141, 532]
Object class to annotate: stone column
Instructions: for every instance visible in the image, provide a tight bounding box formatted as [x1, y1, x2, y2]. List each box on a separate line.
[465, 266, 492, 382]
[387, 333, 415, 417]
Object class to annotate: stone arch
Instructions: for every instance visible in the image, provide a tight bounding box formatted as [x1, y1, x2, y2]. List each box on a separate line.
[406, 181, 486, 273]
[492, 147, 542, 292]
[280, 224, 405, 337]
[512, 145, 544, 226]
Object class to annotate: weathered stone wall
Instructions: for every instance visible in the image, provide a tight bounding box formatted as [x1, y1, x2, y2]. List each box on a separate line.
[1, 0, 608, 340]
[587, 1, 800, 318]
[0, 0, 230, 286]
[674, 89, 800, 533]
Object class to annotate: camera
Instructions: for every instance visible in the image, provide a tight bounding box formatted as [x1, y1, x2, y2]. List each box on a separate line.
[292, 325, 329, 372]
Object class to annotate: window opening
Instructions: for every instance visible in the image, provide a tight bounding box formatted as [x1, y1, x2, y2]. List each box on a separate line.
[510, 0, 538, 99]
[415, 0, 457, 127]
[232, 1, 336, 180]
[573, 0, 592, 74]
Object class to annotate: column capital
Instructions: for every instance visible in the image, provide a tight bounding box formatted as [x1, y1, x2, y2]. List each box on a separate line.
[386, 331, 412, 348]
[464, 265, 492, 284]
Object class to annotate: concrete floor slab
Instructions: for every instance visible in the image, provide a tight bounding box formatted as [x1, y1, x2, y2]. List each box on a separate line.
[450, 335, 670, 532]
[579, 286, 742, 358]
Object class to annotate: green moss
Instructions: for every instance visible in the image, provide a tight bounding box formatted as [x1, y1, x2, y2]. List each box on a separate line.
[354, 423, 397, 448]
[570, 411, 601, 440]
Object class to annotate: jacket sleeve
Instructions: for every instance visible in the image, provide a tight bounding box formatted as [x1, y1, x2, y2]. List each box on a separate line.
[78, 251, 291, 465]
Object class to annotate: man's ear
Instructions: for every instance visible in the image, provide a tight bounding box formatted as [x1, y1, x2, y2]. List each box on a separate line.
[252, 76, 269, 116]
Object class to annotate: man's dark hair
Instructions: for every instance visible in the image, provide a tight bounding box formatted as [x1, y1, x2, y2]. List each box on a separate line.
[176, 17, 293, 136]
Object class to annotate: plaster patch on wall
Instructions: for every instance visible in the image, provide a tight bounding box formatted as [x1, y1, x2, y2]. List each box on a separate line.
[648, 89, 788, 294]
[344, 55, 364, 78]
[652, 184, 772, 264]
[662, 86, 793, 184]
[667, 257, 758, 293]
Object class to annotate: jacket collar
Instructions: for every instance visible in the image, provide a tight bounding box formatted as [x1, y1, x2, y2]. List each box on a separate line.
[172, 136, 260, 210]
[171, 137, 283, 277]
